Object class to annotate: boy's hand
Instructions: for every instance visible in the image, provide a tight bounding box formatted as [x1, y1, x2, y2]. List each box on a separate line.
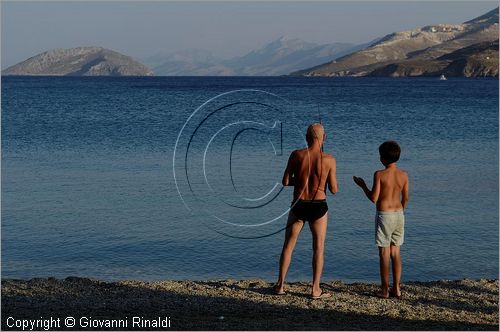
[353, 176, 366, 188]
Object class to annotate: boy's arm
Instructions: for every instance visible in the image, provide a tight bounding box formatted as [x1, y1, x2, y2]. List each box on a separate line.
[282, 151, 296, 186]
[353, 171, 380, 203]
[401, 173, 409, 209]
[327, 157, 338, 194]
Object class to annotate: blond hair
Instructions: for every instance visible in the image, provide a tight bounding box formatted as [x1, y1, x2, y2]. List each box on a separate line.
[306, 123, 324, 141]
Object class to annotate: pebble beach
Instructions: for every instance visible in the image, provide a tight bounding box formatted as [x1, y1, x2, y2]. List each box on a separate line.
[2, 277, 498, 330]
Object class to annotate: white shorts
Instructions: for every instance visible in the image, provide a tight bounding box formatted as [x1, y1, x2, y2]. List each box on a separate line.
[375, 210, 405, 247]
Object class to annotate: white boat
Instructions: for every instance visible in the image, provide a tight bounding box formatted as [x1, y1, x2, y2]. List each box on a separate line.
[439, 74, 447, 80]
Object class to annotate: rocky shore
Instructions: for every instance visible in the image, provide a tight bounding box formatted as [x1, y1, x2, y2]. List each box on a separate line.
[2, 277, 498, 330]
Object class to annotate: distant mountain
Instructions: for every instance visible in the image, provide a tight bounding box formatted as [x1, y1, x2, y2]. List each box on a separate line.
[223, 36, 364, 76]
[292, 7, 499, 77]
[2, 47, 153, 76]
[148, 36, 366, 76]
[145, 48, 219, 68]
[143, 49, 233, 76]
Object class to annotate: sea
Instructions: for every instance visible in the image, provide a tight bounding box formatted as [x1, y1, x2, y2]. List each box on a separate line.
[2, 76, 498, 283]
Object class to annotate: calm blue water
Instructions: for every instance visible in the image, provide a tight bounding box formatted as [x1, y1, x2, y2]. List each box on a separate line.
[2, 76, 498, 282]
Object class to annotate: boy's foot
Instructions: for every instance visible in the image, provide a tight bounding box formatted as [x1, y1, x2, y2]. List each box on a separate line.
[311, 291, 332, 300]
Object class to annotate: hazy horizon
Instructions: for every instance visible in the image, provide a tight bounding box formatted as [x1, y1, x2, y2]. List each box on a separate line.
[1, 1, 497, 69]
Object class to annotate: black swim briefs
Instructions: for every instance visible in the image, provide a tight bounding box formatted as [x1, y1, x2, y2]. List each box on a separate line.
[290, 199, 328, 222]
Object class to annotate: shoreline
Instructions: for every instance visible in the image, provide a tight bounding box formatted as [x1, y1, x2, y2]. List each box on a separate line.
[2, 277, 498, 330]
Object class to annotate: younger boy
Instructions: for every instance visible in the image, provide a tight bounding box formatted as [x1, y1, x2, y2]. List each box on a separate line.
[353, 141, 409, 299]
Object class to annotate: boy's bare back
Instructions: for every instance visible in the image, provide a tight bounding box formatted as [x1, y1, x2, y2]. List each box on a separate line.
[353, 165, 409, 212]
[373, 165, 409, 211]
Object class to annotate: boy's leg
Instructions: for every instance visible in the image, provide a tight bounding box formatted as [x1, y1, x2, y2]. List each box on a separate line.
[378, 246, 390, 297]
[276, 212, 305, 293]
[390, 245, 402, 296]
[309, 212, 328, 297]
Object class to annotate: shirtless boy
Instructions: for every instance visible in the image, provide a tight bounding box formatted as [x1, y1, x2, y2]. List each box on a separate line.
[275, 123, 338, 299]
[353, 140, 409, 299]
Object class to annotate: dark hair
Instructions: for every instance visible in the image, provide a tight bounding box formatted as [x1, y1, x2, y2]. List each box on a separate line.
[379, 141, 401, 164]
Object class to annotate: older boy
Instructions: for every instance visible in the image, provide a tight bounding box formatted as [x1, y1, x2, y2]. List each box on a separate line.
[353, 141, 409, 299]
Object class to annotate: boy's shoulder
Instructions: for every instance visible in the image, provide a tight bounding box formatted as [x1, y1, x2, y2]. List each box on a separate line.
[395, 166, 409, 177]
[375, 166, 409, 177]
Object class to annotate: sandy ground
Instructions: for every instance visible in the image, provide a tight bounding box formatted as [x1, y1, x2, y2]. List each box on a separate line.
[2, 277, 498, 330]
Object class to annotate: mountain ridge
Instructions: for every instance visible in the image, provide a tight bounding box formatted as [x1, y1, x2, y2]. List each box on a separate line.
[292, 7, 499, 77]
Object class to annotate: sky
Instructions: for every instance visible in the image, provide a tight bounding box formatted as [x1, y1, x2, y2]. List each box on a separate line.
[1, 1, 497, 69]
